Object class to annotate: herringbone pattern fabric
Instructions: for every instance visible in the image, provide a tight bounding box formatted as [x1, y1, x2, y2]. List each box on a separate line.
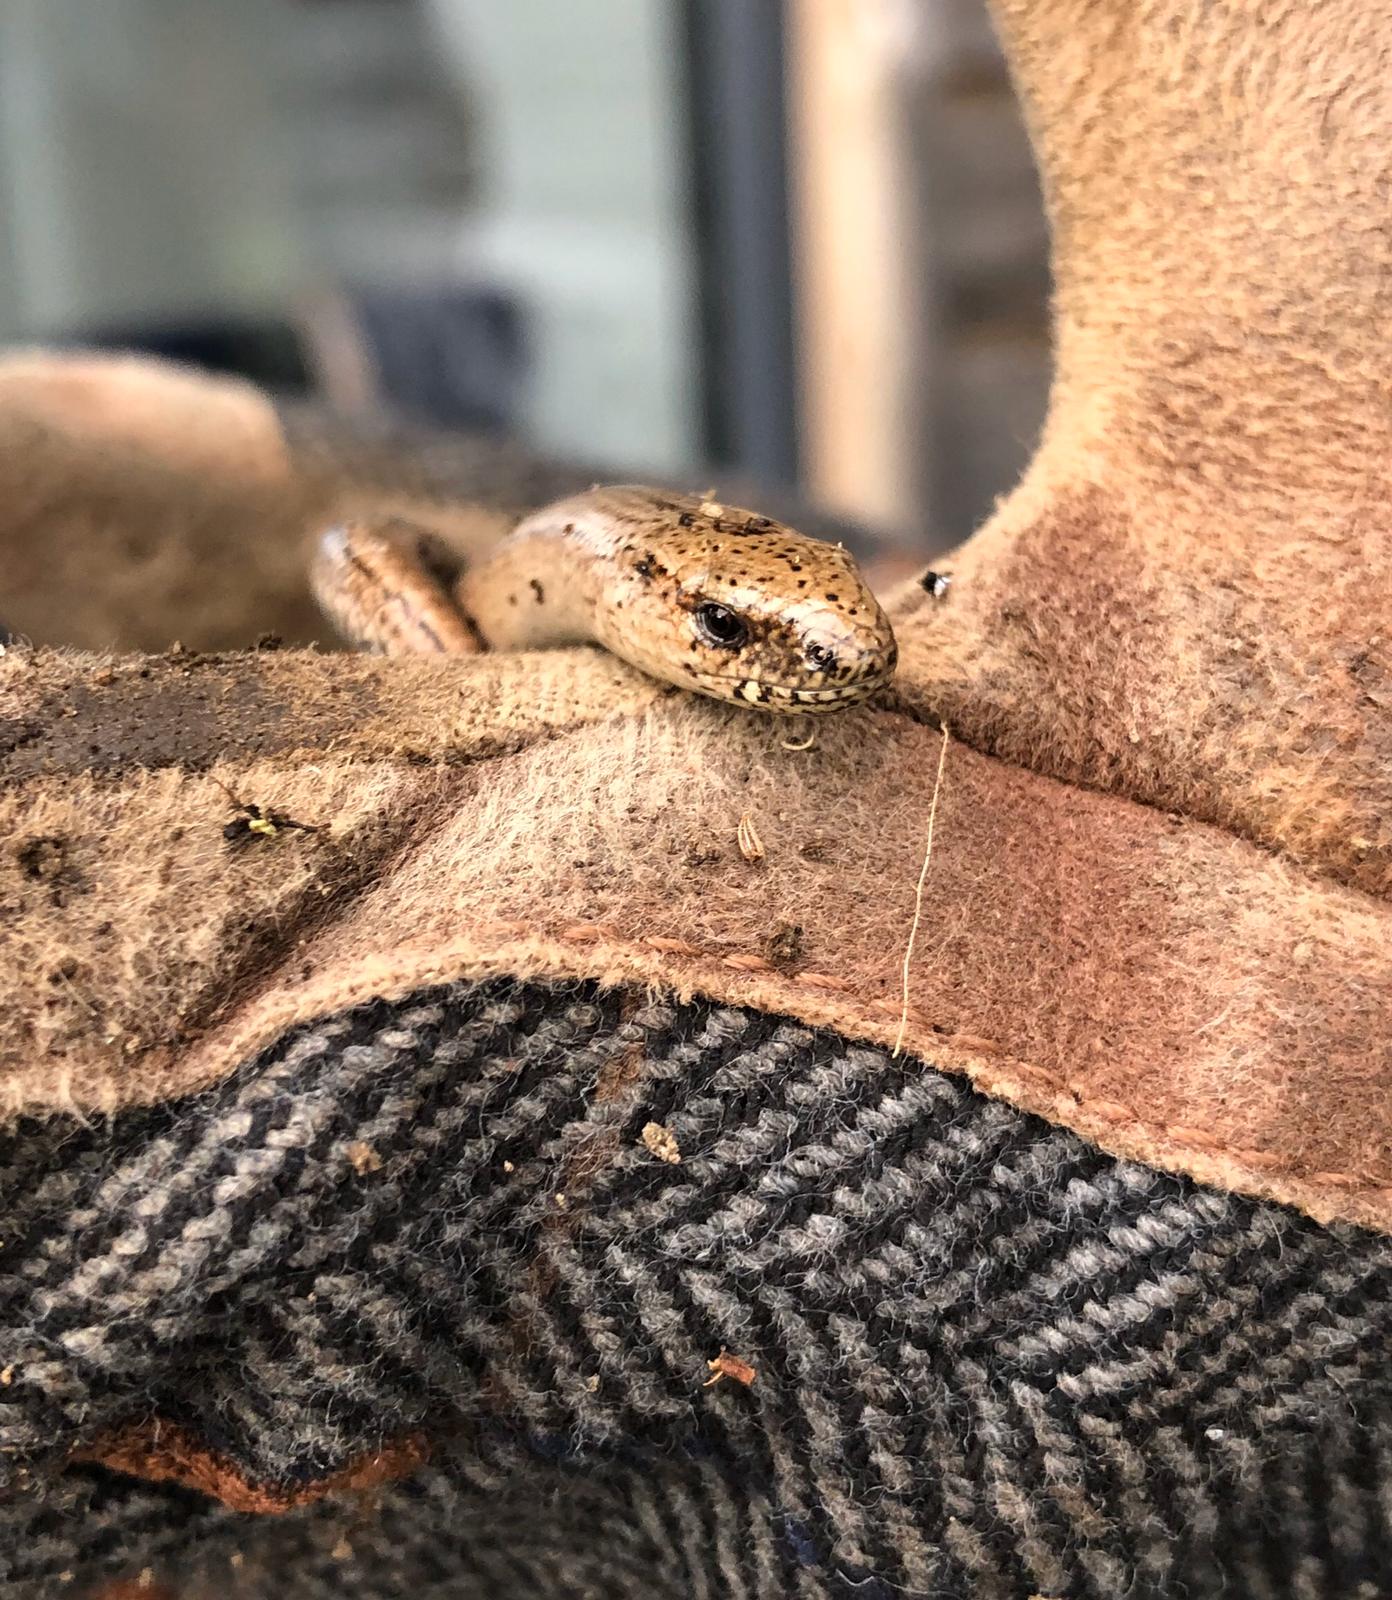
[3, 981, 1389, 1598]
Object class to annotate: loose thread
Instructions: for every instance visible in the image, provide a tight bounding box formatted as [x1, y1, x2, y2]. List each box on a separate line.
[893, 724, 950, 1057]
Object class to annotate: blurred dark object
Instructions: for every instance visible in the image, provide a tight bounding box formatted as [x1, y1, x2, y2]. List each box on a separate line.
[344, 285, 525, 431]
[63, 281, 530, 441]
[56, 319, 312, 397]
[681, 0, 799, 487]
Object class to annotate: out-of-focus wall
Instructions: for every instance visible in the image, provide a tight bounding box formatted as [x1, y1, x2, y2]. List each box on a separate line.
[273, 0, 477, 289]
[0, 0, 1049, 547]
[425, 0, 701, 475]
[904, 0, 1050, 543]
[0, 0, 303, 340]
[788, 0, 1049, 549]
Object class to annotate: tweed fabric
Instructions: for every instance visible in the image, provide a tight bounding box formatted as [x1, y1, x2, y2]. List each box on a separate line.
[2, 981, 1389, 1599]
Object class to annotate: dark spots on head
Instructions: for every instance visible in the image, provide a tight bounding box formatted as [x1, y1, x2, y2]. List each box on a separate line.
[529, 578, 545, 604]
[796, 580, 807, 589]
[564, 523, 576, 536]
[825, 593, 839, 602]
[508, 594, 518, 606]
[790, 562, 802, 573]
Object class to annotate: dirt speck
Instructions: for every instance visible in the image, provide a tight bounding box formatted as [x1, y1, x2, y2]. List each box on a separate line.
[762, 920, 804, 970]
[345, 1141, 383, 1175]
[640, 1121, 682, 1165]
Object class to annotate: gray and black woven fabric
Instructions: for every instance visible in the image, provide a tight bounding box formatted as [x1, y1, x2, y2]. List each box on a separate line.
[3, 980, 1390, 1599]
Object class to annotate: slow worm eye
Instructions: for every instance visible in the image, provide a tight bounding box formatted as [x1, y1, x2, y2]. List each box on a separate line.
[694, 602, 748, 648]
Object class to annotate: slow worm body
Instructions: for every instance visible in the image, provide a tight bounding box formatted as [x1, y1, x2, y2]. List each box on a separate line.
[312, 485, 897, 713]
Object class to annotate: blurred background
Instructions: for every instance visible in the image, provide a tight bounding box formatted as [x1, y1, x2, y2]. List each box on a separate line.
[0, 0, 1050, 555]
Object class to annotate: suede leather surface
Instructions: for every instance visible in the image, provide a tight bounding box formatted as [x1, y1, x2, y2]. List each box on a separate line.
[4, 630, 1390, 1233]
[895, 0, 1392, 897]
[3, 0, 1391, 1239]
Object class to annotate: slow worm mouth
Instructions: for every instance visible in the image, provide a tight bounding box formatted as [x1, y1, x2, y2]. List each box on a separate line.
[689, 668, 894, 709]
